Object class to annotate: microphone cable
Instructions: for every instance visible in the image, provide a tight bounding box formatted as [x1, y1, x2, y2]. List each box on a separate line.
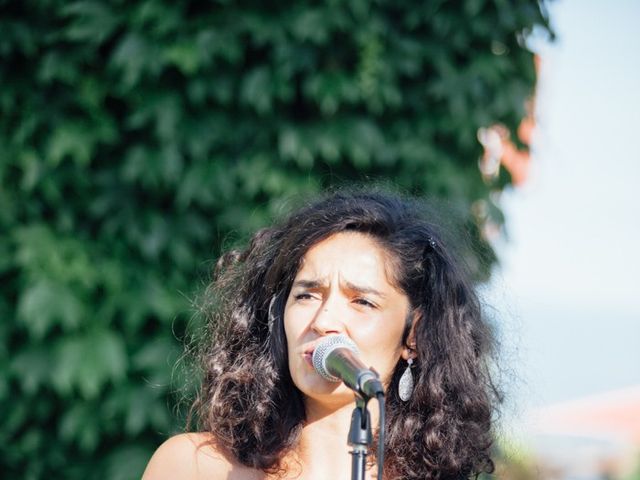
[376, 392, 385, 480]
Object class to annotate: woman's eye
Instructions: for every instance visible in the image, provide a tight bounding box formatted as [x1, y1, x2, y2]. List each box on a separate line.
[294, 293, 315, 301]
[354, 298, 376, 308]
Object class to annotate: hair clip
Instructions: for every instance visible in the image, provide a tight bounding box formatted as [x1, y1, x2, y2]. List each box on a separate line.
[423, 236, 437, 254]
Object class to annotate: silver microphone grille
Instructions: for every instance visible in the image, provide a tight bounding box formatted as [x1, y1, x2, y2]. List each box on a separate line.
[312, 334, 359, 382]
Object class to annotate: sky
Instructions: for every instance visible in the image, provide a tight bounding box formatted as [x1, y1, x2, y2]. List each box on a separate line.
[486, 0, 640, 417]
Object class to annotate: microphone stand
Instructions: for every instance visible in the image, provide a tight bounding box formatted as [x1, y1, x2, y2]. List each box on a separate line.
[348, 397, 373, 480]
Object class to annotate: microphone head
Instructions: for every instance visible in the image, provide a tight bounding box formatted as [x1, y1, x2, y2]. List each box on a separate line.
[312, 334, 359, 382]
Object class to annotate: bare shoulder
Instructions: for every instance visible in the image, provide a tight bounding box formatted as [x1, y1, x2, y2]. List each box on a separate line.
[142, 432, 248, 480]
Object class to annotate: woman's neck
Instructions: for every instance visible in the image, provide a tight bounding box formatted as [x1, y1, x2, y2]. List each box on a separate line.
[287, 396, 379, 480]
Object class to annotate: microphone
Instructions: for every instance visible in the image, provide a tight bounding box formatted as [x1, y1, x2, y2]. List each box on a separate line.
[312, 335, 384, 399]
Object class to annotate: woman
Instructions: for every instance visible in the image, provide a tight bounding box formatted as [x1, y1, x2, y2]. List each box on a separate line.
[143, 190, 500, 479]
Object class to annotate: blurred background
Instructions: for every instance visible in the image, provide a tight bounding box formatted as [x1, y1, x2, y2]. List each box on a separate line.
[0, 0, 637, 478]
[487, 0, 640, 477]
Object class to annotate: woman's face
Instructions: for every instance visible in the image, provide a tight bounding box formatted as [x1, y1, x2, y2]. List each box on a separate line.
[283, 232, 411, 407]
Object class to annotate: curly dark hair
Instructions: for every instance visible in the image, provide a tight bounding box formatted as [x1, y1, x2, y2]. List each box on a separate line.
[191, 189, 501, 479]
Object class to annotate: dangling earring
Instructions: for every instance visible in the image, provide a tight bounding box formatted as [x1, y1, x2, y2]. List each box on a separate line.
[398, 357, 414, 402]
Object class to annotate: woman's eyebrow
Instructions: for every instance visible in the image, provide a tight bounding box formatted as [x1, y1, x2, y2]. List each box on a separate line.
[291, 279, 325, 289]
[342, 280, 385, 298]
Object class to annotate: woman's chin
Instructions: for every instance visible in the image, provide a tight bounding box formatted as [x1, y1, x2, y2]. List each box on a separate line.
[296, 379, 358, 408]
[290, 364, 359, 408]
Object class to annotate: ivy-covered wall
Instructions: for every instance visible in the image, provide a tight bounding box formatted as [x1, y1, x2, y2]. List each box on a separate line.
[0, 1, 550, 478]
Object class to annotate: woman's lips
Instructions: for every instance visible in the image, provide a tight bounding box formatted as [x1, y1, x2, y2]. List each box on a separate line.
[302, 345, 316, 366]
[303, 351, 314, 366]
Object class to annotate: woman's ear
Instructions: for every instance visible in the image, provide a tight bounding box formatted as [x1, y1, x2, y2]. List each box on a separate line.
[401, 310, 420, 360]
[401, 347, 416, 361]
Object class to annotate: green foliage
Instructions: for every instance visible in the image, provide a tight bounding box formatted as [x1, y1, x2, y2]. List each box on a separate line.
[622, 453, 640, 480]
[0, 0, 550, 478]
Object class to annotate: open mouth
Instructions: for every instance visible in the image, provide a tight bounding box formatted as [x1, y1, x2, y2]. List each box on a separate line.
[303, 346, 315, 366]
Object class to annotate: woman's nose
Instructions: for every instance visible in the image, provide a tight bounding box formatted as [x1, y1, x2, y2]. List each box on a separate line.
[310, 299, 345, 335]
